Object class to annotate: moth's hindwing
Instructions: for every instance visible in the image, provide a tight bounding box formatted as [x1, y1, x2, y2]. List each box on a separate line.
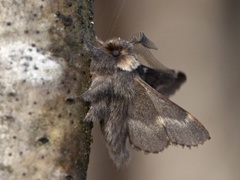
[137, 65, 186, 97]
[128, 76, 210, 152]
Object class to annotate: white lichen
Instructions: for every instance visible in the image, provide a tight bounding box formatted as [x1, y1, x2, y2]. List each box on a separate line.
[0, 41, 63, 87]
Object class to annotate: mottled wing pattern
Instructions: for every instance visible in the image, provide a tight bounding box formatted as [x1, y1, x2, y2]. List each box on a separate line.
[127, 78, 169, 152]
[128, 76, 210, 152]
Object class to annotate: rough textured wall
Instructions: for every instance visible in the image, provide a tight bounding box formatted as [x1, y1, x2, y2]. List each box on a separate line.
[0, 0, 93, 179]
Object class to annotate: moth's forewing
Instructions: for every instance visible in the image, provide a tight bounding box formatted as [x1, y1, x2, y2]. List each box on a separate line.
[128, 76, 210, 151]
[128, 77, 169, 152]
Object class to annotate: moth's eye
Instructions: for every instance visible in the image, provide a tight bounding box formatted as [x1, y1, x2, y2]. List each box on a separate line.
[112, 50, 120, 57]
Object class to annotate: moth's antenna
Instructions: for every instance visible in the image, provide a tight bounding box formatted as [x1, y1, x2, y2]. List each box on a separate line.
[108, 0, 127, 38]
[129, 32, 174, 76]
[130, 32, 158, 50]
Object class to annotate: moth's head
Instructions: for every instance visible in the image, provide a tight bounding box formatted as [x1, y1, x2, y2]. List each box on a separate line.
[100, 38, 140, 71]
[102, 38, 132, 57]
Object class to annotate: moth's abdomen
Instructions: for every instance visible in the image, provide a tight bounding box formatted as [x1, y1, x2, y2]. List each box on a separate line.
[83, 101, 109, 122]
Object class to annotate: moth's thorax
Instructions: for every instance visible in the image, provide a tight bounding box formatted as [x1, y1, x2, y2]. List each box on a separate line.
[116, 55, 140, 71]
[90, 58, 115, 76]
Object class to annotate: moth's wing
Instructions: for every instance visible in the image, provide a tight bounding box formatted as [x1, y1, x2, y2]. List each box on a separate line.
[128, 76, 210, 152]
[137, 65, 186, 98]
[128, 79, 170, 152]
[156, 71, 186, 97]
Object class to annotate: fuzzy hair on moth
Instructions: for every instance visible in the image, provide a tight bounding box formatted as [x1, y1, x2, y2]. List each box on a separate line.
[82, 32, 210, 168]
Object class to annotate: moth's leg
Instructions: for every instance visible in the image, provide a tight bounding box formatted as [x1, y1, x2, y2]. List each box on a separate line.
[81, 76, 112, 103]
[83, 100, 109, 122]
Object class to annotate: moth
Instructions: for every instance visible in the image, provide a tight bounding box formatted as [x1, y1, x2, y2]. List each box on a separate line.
[82, 32, 210, 167]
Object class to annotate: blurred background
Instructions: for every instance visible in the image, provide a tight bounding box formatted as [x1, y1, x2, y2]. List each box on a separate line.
[87, 0, 240, 180]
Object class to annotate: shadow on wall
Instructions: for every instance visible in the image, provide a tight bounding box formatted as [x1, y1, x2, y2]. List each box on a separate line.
[87, 0, 240, 180]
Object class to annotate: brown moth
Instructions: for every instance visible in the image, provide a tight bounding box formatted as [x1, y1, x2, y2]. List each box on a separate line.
[82, 32, 210, 167]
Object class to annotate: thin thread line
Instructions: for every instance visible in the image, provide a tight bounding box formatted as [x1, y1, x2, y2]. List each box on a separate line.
[108, 0, 127, 38]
